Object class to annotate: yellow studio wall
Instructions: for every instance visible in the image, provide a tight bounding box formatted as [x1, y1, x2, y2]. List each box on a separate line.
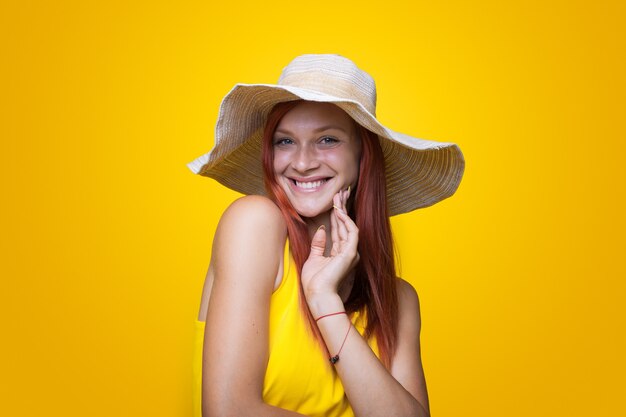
[1, 1, 624, 416]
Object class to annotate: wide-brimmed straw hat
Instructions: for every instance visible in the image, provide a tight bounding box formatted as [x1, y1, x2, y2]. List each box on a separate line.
[188, 54, 464, 215]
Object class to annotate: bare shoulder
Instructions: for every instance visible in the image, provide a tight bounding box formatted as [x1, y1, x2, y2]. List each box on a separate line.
[197, 196, 286, 321]
[212, 195, 286, 288]
[396, 278, 420, 311]
[219, 195, 285, 230]
[224, 194, 283, 216]
[395, 277, 422, 329]
[215, 195, 286, 243]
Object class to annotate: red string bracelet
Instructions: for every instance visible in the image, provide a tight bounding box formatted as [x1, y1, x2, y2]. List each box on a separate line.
[315, 311, 346, 322]
[313, 311, 351, 364]
[329, 321, 351, 365]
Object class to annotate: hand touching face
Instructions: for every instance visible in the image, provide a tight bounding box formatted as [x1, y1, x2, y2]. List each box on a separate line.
[301, 187, 360, 301]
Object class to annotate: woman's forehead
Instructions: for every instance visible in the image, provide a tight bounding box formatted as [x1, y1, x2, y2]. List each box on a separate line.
[276, 101, 355, 134]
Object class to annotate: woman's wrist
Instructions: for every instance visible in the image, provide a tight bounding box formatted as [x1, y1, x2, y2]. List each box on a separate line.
[306, 291, 344, 318]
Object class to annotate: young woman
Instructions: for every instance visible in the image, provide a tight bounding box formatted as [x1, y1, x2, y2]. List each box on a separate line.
[188, 54, 464, 417]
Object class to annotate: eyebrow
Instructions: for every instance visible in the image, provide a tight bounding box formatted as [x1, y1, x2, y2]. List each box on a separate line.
[274, 125, 352, 136]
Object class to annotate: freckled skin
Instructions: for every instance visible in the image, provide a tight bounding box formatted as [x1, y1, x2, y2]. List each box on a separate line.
[272, 101, 361, 226]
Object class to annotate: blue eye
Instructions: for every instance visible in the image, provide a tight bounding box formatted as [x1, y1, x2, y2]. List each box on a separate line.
[320, 136, 339, 145]
[274, 138, 294, 146]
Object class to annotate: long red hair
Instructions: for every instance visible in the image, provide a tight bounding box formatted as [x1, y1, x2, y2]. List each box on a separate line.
[261, 101, 399, 368]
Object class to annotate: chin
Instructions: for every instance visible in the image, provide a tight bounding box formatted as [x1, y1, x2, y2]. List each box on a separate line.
[293, 203, 332, 219]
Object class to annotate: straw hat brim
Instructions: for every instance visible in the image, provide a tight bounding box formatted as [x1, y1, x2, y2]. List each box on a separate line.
[187, 83, 465, 216]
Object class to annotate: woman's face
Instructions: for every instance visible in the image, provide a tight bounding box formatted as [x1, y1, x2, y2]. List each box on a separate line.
[272, 101, 361, 220]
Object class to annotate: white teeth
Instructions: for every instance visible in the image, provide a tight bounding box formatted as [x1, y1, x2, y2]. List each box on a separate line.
[295, 179, 325, 189]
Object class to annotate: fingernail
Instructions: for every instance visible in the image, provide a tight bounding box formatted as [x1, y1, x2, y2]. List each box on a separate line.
[347, 185, 351, 194]
[333, 205, 344, 212]
[317, 225, 326, 231]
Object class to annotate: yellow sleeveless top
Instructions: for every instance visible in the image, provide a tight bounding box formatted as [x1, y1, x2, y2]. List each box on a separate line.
[193, 242, 379, 416]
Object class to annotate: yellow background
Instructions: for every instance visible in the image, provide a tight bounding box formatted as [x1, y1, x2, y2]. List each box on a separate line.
[2, 1, 624, 416]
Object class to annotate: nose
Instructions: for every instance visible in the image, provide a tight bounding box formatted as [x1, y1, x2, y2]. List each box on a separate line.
[291, 144, 320, 172]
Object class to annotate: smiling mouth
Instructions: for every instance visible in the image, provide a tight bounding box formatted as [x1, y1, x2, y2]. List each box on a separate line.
[292, 178, 330, 190]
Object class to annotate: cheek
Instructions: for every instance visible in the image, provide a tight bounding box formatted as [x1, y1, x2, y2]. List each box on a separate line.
[326, 152, 361, 180]
[347, 156, 360, 181]
[273, 152, 289, 173]
[337, 139, 362, 181]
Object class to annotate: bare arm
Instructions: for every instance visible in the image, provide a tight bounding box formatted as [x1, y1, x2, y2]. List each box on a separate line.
[310, 282, 430, 417]
[303, 192, 430, 417]
[201, 195, 305, 417]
